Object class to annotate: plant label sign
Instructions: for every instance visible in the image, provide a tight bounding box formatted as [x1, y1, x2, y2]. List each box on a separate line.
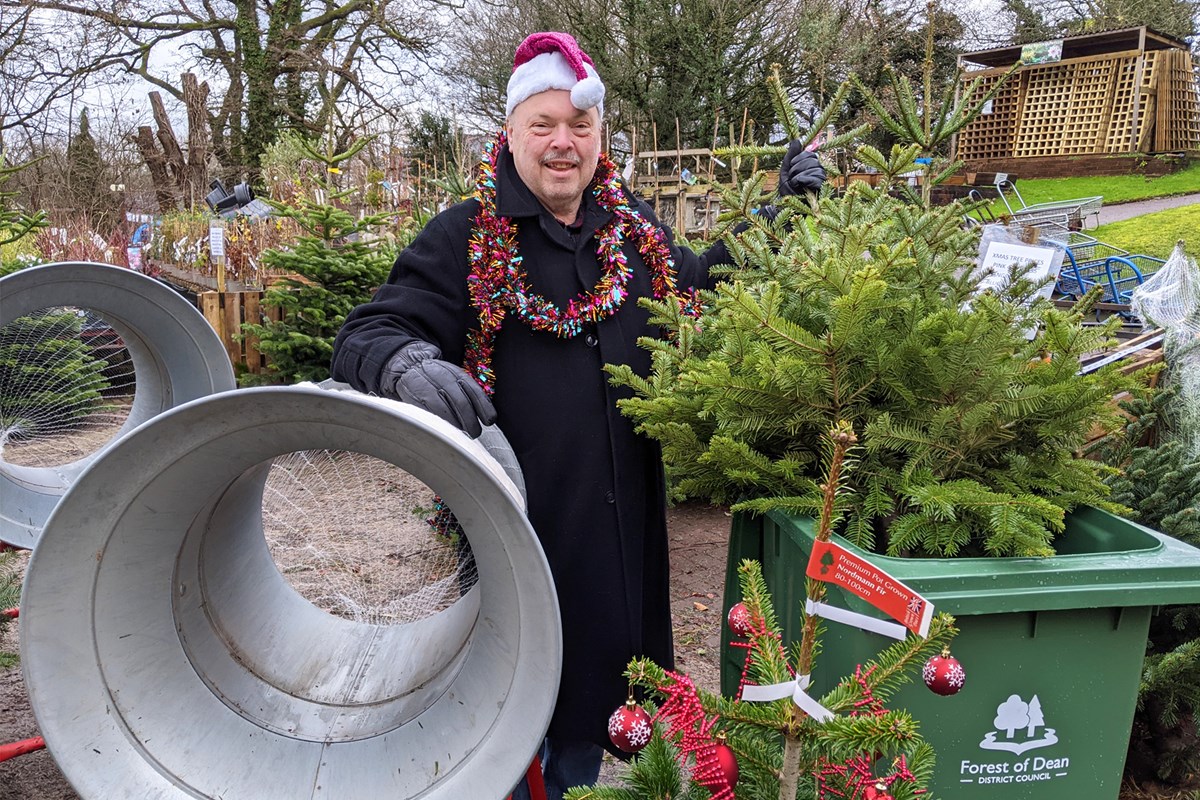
[977, 241, 1061, 300]
[209, 225, 226, 259]
[805, 540, 934, 637]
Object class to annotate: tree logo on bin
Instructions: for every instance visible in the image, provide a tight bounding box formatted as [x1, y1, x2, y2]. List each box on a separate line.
[979, 694, 1058, 754]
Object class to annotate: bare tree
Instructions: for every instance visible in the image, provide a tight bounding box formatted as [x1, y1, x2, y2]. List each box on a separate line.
[0, 6, 116, 136]
[0, 0, 455, 176]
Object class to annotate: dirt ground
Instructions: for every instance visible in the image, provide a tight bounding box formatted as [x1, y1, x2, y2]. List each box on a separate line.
[0, 501, 733, 799]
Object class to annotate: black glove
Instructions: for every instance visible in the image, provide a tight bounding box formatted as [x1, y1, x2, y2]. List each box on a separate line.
[777, 140, 826, 197]
[380, 341, 497, 438]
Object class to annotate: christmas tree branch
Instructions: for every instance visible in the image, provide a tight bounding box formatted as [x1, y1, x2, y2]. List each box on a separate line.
[776, 422, 858, 800]
[819, 613, 957, 713]
[795, 422, 858, 676]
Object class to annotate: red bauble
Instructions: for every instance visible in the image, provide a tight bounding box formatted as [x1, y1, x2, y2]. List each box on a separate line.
[923, 649, 966, 696]
[712, 741, 739, 792]
[607, 699, 653, 753]
[863, 781, 894, 800]
[727, 602, 753, 637]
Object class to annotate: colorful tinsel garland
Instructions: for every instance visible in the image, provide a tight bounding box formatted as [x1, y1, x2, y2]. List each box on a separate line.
[463, 131, 700, 395]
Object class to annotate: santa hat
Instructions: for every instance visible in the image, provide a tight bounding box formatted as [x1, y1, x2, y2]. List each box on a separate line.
[505, 32, 605, 118]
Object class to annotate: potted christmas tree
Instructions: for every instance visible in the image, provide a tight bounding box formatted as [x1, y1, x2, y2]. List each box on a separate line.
[573, 426, 961, 800]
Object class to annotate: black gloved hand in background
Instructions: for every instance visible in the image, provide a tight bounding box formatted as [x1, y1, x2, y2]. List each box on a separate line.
[777, 140, 826, 197]
[380, 341, 497, 438]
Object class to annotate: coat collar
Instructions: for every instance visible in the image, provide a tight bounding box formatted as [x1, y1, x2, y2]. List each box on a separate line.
[494, 145, 615, 249]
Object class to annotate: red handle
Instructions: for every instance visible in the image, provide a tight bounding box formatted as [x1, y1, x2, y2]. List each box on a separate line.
[0, 737, 45, 762]
[505, 755, 546, 800]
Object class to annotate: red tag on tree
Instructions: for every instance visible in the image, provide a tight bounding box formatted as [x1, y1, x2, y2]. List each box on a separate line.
[806, 539, 933, 637]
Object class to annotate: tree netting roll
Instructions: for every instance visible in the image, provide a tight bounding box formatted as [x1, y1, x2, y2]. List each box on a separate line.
[0, 262, 235, 548]
[1131, 242, 1200, 457]
[21, 384, 559, 799]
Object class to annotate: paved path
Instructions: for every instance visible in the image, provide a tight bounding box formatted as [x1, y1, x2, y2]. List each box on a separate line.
[1096, 192, 1200, 226]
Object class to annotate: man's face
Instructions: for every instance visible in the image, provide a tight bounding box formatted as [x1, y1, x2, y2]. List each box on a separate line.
[506, 90, 601, 221]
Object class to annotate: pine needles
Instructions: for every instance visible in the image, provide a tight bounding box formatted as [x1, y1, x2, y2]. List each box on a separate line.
[608, 152, 1132, 557]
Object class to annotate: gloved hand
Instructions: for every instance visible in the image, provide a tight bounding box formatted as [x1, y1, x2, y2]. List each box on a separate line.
[380, 341, 497, 438]
[777, 140, 826, 197]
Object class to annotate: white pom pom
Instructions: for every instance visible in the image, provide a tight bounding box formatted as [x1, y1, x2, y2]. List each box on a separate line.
[571, 76, 605, 111]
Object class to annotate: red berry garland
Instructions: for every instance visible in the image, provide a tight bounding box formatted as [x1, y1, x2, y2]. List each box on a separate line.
[727, 602, 753, 637]
[607, 697, 653, 753]
[923, 647, 966, 696]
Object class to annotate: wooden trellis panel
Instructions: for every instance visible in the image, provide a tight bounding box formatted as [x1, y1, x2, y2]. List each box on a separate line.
[1013, 62, 1079, 157]
[1062, 60, 1120, 154]
[1103, 53, 1157, 152]
[956, 38, 1199, 161]
[955, 74, 1020, 161]
[1159, 49, 1200, 152]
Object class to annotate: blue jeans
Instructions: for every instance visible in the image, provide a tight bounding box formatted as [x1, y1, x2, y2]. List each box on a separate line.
[510, 738, 604, 800]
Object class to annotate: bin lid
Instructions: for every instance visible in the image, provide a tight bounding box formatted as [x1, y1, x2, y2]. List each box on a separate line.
[770, 505, 1200, 615]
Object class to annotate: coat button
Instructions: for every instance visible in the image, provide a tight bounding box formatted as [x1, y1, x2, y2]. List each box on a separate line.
[585, 334, 598, 347]
[604, 490, 615, 504]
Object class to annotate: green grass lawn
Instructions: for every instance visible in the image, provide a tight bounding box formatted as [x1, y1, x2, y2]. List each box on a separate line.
[1090, 203, 1200, 259]
[980, 160, 1200, 220]
[1006, 160, 1200, 206]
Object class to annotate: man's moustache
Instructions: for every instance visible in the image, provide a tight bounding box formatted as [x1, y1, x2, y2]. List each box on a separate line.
[540, 152, 581, 166]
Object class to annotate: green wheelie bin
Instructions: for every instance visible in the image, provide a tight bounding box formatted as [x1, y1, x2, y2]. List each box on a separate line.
[720, 505, 1200, 799]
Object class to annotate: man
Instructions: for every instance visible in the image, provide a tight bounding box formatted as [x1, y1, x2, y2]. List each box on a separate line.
[331, 31, 823, 799]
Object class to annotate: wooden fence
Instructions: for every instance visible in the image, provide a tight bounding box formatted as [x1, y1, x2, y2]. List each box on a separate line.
[198, 290, 281, 377]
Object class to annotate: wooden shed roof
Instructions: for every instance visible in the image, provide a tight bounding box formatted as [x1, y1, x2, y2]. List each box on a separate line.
[960, 26, 1189, 69]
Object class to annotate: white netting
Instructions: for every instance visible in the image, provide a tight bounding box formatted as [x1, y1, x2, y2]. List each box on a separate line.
[262, 449, 478, 626]
[1130, 241, 1200, 457]
[0, 307, 135, 467]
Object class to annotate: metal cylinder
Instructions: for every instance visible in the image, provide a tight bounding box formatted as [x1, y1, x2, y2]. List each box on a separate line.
[0, 262, 235, 548]
[22, 385, 560, 799]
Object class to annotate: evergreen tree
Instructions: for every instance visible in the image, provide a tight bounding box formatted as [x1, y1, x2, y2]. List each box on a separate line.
[65, 108, 118, 231]
[607, 68, 1128, 558]
[0, 311, 111, 441]
[406, 111, 465, 177]
[239, 137, 394, 386]
[0, 157, 47, 274]
[569, 425, 958, 800]
[1099, 386, 1200, 786]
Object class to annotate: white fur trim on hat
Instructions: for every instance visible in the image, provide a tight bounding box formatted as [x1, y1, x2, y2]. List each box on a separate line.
[506, 53, 606, 118]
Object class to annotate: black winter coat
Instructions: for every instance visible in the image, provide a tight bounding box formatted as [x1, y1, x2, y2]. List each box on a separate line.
[331, 146, 727, 748]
